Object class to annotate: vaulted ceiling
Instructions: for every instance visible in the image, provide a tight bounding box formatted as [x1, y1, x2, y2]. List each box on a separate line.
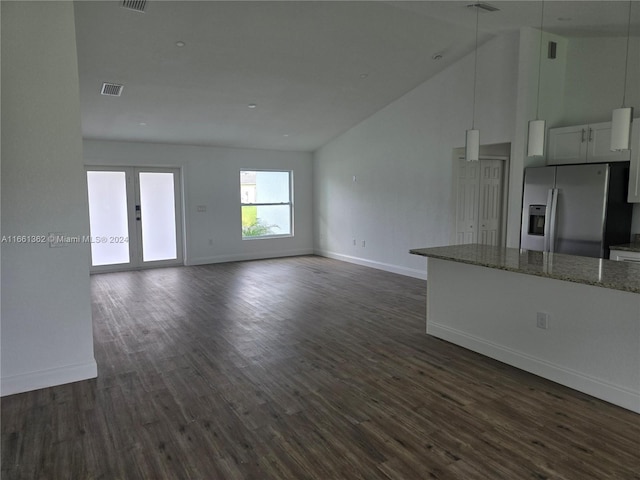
[74, 1, 640, 151]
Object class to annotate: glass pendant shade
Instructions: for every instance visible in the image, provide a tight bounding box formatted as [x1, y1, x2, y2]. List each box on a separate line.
[465, 129, 480, 162]
[527, 119, 546, 157]
[611, 107, 633, 151]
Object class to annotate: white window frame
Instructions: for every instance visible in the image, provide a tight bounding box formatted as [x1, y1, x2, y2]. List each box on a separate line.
[240, 169, 293, 239]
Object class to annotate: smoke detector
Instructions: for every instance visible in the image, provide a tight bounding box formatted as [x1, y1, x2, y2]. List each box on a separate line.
[100, 83, 124, 97]
[121, 0, 147, 13]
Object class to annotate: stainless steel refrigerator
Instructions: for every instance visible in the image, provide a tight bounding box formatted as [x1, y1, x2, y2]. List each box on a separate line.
[520, 162, 632, 258]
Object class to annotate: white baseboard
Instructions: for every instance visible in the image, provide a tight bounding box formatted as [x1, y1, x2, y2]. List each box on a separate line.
[186, 248, 314, 266]
[314, 249, 427, 280]
[1, 360, 98, 397]
[427, 322, 640, 414]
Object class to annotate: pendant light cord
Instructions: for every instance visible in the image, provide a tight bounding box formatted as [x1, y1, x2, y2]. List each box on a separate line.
[621, 0, 632, 107]
[471, 5, 479, 130]
[535, 0, 545, 120]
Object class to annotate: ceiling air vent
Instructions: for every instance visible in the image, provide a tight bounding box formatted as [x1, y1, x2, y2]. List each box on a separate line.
[121, 0, 147, 13]
[467, 3, 500, 12]
[100, 83, 124, 97]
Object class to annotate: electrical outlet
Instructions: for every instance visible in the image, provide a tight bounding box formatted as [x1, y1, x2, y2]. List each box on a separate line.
[208, 239, 213, 246]
[536, 312, 549, 329]
[352, 239, 356, 246]
[196, 205, 207, 212]
[361, 240, 366, 247]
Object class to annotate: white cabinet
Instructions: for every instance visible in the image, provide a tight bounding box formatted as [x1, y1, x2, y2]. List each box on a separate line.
[609, 249, 640, 263]
[547, 122, 631, 165]
[627, 121, 640, 203]
[547, 125, 587, 164]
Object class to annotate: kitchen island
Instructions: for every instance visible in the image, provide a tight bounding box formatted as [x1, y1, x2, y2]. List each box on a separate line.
[410, 244, 640, 413]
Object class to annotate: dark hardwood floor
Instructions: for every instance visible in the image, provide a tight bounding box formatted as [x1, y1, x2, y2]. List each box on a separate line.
[2, 255, 639, 479]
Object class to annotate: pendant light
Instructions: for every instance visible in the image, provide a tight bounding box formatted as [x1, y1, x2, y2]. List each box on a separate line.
[527, 0, 546, 157]
[611, 0, 634, 151]
[466, 4, 480, 162]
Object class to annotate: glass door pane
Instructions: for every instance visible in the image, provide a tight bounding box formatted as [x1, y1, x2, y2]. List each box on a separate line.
[138, 172, 177, 262]
[86, 171, 130, 266]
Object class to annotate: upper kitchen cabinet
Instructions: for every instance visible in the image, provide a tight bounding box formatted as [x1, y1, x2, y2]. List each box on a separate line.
[547, 122, 631, 165]
[546, 125, 587, 164]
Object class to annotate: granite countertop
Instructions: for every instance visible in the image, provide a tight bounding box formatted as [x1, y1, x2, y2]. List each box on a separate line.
[610, 242, 640, 253]
[410, 244, 640, 294]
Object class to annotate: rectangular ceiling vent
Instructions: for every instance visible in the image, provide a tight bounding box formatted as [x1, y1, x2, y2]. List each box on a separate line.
[121, 0, 147, 13]
[100, 83, 124, 97]
[467, 3, 500, 12]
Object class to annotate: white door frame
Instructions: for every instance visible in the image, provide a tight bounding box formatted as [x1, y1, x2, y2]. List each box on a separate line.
[86, 166, 184, 273]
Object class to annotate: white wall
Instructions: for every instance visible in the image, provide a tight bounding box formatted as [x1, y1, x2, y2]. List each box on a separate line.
[83, 140, 313, 264]
[313, 33, 519, 278]
[562, 37, 640, 127]
[1, 2, 97, 395]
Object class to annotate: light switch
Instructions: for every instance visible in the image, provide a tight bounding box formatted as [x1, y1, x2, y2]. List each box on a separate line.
[536, 312, 549, 329]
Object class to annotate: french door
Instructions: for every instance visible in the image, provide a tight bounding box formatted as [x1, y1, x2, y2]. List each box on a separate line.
[86, 167, 183, 273]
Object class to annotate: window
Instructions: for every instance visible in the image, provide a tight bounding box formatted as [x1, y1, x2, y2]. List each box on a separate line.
[240, 170, 292, 238]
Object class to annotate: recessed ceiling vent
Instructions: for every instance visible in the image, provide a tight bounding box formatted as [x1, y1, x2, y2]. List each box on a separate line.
[467, 3, 500, 12]
[100, 83, 124, 97]
[121, 0, 147, 13]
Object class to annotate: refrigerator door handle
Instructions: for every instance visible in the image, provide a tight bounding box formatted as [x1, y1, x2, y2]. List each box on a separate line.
[543, 189, 553, 251]
[548, 188, 559, 253]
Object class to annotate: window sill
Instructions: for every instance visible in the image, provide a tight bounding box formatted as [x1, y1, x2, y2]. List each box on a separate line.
[241, 234, 294, 240]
